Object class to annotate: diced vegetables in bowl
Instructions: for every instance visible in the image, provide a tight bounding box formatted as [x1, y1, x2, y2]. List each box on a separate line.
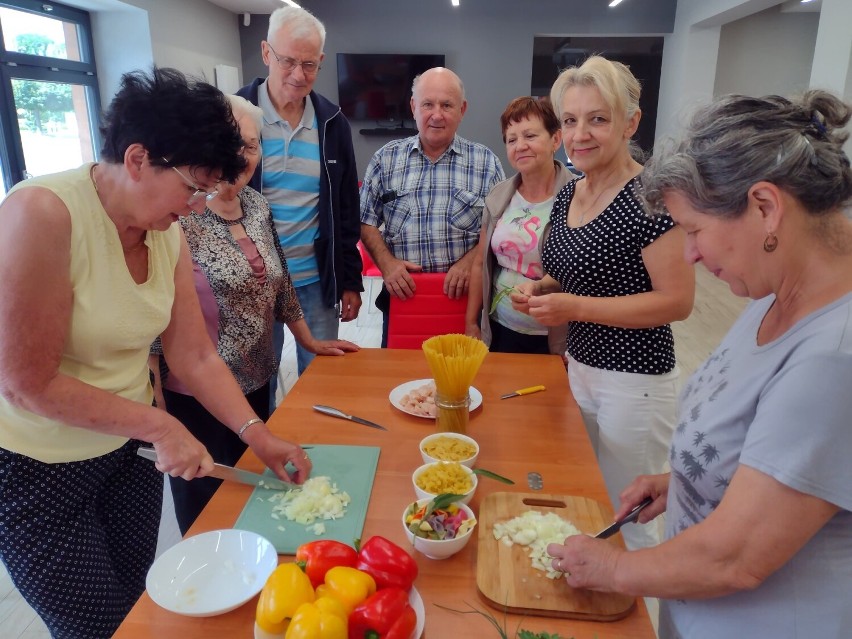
[402, 495, 477, 560]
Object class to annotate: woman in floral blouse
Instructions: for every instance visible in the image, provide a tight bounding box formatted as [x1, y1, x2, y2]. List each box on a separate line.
[152, 95, 358, 533]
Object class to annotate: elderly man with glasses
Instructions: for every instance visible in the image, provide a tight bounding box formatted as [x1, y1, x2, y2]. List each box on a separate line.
[237, 5, 363, 411]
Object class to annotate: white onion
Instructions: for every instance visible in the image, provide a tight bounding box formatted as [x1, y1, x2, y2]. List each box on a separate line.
[267, 476, 351, 526]
[492, 510, 582, 579]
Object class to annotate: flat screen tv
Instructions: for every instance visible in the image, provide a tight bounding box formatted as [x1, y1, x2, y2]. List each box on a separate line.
[337, 53, 445, 123]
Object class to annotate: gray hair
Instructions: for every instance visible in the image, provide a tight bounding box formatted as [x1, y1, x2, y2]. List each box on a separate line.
[268, 5, 326, 51]
[225, 94, 263, 136]
[642, 90, 852, 219]
[550, 55, 641, 122]
[411, 67, 465, 102]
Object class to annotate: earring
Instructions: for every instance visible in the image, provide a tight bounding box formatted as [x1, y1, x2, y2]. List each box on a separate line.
[763, 233, 778, 253]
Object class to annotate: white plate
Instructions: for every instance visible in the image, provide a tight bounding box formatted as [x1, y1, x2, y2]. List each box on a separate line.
[253, 586, 425, 639]
[146, 529, 277, 617]
[389, 378, 482, 419]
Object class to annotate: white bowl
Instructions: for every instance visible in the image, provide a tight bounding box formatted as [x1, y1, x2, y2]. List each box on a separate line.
[146, 529, 277, 617]
[402, 498, 476, 560]
[412, 461, 477, 505]
[419, 432, 479, 467]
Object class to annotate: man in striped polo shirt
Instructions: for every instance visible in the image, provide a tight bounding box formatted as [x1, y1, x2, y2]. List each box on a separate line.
[238, 6, 363, 408]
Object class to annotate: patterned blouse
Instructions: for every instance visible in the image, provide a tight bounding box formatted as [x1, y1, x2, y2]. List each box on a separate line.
[156, 186, 303, 395]
[542, 176, 676, 375]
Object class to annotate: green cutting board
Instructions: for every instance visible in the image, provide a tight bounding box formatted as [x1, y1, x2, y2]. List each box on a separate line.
[234, 445, 380, 555]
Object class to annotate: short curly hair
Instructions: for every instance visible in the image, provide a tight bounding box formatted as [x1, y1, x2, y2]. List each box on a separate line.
[99, 67, 246, 182]
[500, 96, 560, 142]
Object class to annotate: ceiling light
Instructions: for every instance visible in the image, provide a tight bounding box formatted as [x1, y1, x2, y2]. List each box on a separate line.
[609, 0, 624, 6]
[282, 0, 301, 7]
[800, 0, 815, 3]
[451, 0, 460, 6]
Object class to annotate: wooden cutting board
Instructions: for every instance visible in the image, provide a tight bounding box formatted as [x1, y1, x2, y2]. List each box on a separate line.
[476, 491, 635, 621]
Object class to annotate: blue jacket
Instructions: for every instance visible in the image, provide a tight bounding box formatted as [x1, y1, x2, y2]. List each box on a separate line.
[237, 78, 363, 310]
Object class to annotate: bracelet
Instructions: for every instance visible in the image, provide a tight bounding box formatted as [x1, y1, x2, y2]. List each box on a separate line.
[237, 417, 263, 441]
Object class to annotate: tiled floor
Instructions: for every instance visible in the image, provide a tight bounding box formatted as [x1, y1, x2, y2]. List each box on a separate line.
[0, 268, 742, 637]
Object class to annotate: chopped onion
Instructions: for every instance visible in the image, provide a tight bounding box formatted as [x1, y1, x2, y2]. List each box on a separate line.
[492, 510, 582, 579]
[267, 476, 351, 526]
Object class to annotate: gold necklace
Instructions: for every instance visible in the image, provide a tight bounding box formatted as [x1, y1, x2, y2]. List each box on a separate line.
[574, 180, 620, 226]
[90, 163, 99, 192]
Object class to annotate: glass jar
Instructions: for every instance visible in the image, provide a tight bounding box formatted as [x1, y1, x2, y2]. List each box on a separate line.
[435, 391, 471, 434]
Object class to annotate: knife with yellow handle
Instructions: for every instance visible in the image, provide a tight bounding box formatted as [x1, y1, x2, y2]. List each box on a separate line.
[500, 384, 546, 400]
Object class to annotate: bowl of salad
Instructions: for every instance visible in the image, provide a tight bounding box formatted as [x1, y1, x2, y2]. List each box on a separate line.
[402, 495, 477, 560]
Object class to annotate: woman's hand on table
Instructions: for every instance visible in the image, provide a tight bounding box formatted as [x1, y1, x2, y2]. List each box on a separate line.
[616, 473, 670, 523]
[309, 338, 361, 357]
[242, 422, 312, 484]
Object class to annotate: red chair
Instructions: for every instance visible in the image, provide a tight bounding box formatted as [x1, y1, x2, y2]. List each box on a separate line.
[387, 272, 468, 349]
[357, 240, 381, 277]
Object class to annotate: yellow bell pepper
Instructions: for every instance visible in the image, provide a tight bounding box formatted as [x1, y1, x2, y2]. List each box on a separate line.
[256, 562, 316, 635]
[284, 596, 348, 639]
[314, 566, 376, 613]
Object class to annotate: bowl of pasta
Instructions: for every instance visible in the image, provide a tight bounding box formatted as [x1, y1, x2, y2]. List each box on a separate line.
[412, 461, 477, 505]
[419, 433, 479, 467]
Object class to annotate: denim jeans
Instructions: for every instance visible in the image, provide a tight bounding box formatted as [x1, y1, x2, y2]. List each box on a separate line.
[269, 280, 340, 412]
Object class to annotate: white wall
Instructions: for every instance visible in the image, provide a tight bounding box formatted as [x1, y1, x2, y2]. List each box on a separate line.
[714, 5, 818, 97]
[59, 0, 243, 105]
[657, 0, 851, 148]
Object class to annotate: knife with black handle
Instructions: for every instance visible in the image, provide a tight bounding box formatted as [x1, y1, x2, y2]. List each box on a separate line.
[594, 496, 654, 539]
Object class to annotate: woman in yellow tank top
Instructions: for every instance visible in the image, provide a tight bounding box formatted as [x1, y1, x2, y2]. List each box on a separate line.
[0, 68, 312, 639]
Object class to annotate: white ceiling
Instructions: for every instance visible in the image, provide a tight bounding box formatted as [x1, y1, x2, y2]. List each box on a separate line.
[205, 0, 822, 16]
[205, 0, 289, 14]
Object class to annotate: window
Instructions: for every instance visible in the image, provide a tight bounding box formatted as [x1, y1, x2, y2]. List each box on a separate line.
[0, 0, 101, 196]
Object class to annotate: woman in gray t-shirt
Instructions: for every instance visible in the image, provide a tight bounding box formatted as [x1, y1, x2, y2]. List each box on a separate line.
[546, 90, 852, 639]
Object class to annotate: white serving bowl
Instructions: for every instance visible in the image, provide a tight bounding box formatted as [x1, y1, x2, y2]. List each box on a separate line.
[412, 461, 477, 505]
[402, 498, 477, 560]
[419, 432, 479, 467]
[146, 529, 277, 617]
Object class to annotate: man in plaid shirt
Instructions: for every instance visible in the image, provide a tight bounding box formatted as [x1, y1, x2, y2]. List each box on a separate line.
[359, 67, 505, 345]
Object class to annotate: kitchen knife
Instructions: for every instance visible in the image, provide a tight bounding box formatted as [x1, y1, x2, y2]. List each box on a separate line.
[594, 496, 654, 539]
[136, 447, 292, 491]
[313, 405, 388, 431]
[500, 384, 546, 400]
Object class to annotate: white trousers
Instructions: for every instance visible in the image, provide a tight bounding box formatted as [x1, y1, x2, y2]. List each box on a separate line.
[568, 357, 678, 552]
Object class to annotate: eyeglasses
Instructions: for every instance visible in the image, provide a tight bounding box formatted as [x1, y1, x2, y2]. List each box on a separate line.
[164, 159, 219, 208]
[267, 44, 321, 76]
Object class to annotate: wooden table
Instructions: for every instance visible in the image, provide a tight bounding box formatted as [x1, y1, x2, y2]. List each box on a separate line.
[115, 350, 655, 639]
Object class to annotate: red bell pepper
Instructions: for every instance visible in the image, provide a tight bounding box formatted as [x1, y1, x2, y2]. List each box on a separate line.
[356, 536, 418, 591]
[296, 540, 359, 588]
[348, 587, 417, 639]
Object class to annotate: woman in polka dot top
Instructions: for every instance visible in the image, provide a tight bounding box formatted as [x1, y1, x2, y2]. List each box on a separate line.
[512, 56, 695, 552]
